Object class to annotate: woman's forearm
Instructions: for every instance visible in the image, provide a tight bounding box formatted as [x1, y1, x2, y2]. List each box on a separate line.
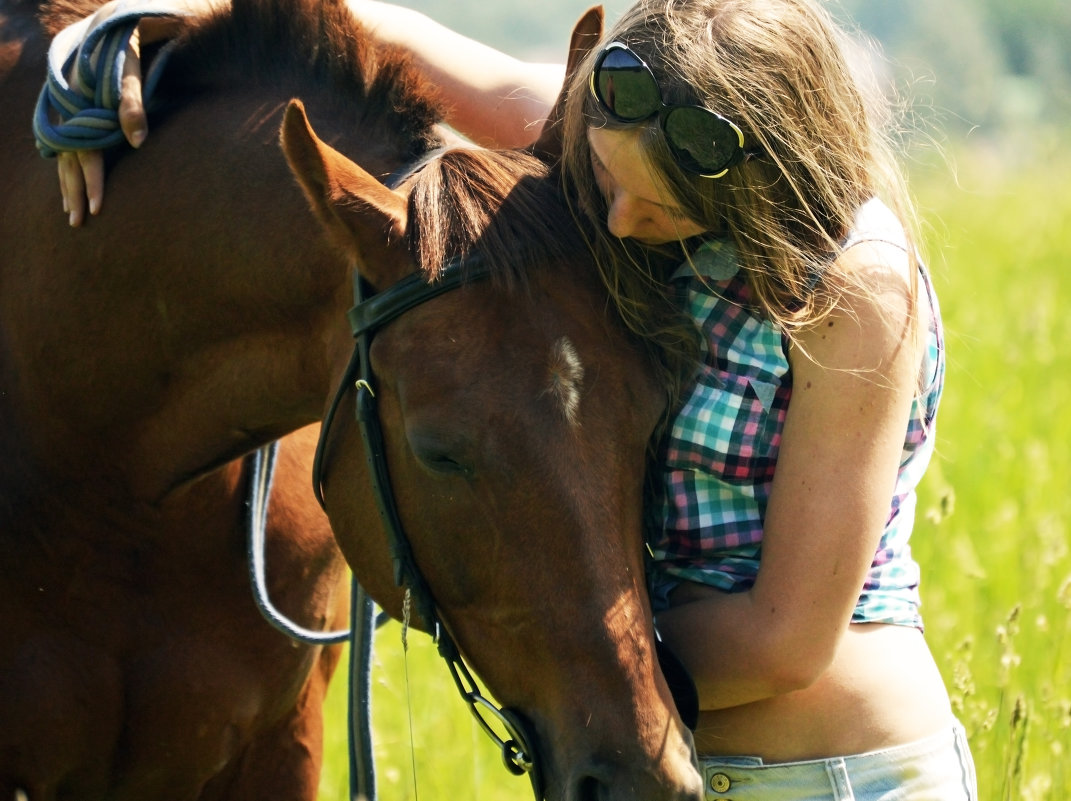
[348, 1, 564, 148]
[655, 583, 845, 711]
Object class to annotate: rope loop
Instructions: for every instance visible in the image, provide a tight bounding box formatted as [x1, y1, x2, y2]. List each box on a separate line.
[33, 1, 190, 156]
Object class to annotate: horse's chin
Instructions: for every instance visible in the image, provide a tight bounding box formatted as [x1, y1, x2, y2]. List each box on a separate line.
[525, 709, 702, 801]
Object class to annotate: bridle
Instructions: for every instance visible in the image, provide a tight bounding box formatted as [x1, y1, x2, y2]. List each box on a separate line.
[311, 247, 545, 800]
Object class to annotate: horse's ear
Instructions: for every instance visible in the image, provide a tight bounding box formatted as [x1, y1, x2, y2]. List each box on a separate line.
[529, 5, 604, 165]
[280, 99, 409, 284]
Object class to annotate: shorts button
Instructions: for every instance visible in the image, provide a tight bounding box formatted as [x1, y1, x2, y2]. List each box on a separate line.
[710, 772, 731, 793]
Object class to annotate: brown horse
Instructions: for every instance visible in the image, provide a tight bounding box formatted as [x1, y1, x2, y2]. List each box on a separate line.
[0, 0, 703, 797]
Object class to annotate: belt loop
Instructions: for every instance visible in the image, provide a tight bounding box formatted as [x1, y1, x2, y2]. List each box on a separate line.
[825, 757, 855, 801]
[954, 723, 979, 800]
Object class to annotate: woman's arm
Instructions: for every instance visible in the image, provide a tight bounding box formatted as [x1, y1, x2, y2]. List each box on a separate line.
[655, 241, 922, 710]
[352, 1, 564, 148]
[57, 0, 564, 225]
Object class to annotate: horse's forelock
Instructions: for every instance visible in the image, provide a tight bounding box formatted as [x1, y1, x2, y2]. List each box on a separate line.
[407, 148, 584, 288]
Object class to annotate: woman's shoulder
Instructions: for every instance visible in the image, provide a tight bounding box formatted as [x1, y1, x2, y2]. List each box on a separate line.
[831, 198, 917, 315]
[795, 201, 920, 379]
[841, 197, 910, 253]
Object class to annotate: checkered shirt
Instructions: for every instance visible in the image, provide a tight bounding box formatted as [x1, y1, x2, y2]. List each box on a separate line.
[648, 199, 945, 629]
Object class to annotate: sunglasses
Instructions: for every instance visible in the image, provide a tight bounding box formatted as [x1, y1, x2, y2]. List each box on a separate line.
[589, 42, 762, 178]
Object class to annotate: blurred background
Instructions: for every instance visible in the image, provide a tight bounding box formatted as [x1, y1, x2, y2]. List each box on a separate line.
[399, 0, 1071, 151]
[319, 2, 1071, 800]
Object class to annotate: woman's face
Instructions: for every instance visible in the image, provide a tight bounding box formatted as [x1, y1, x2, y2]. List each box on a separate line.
[587, 126, 709, 245]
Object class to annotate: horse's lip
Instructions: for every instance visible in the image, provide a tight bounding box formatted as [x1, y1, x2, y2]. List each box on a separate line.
[514, 706, 704, 801]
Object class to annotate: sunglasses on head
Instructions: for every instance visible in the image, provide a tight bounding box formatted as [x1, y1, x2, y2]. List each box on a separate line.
[589, 41, 762, 178]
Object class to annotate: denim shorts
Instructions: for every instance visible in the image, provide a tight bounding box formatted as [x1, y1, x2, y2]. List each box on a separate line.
[699, 722, 977, 800]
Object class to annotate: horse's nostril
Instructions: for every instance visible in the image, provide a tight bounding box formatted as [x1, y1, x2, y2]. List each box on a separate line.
[575, 773, 606, 801]
[568, 760, 705, 801]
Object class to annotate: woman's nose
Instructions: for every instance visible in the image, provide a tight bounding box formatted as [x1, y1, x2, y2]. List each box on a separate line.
[605, 192, 644, 239]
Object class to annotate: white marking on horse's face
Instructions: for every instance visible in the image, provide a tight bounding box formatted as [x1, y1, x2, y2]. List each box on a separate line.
[545, 336, 585, 427]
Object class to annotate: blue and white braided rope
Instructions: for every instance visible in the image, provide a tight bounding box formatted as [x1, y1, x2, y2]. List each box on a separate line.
[33, 1, 188, 156]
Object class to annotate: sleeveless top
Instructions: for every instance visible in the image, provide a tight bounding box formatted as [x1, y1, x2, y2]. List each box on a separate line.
[647, 198, 944, 630]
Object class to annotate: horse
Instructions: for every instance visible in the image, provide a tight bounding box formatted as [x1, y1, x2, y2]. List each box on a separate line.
[0, 0, 703, 797]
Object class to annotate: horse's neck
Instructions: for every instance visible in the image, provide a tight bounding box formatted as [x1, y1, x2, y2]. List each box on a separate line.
[7, 98, 367, 502]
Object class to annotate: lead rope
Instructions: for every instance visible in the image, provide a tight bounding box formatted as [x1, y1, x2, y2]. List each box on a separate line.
[348, 579, 379, 801]
[400, 588, 422, 801]
[33, 1, 190, 156]
[247, 443, 350, 645]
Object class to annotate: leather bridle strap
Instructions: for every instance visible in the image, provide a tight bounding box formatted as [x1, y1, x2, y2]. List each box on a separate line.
[312, 256, 545, 799]
[312, 256, 487, 516]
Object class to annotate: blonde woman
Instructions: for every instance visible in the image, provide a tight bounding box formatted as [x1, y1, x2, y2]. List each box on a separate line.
[55, 0, 977, 797]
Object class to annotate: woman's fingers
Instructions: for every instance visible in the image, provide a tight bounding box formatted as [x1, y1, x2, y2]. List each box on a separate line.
[57, 150, 105, 227]
[53, 16, 155, 224]
[79, 150, 106, 217]
[58, 152, 87, 226]
[57, 36, 140, 225]
[118, 32, 148, 147]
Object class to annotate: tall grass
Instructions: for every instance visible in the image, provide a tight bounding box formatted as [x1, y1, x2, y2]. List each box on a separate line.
[317, 138, 1071, 800]
[908, 133, 1071, 801]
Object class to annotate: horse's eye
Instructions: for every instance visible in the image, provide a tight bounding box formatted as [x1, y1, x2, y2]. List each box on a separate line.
[409, 432, 473, 478]
[421, 453, 471, 477]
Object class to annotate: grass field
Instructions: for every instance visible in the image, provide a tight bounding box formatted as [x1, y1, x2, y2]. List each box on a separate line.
[316, 136, 1071, 801]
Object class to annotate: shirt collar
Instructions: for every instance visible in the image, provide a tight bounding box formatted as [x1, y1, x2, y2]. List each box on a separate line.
[671, 237, 740, 282]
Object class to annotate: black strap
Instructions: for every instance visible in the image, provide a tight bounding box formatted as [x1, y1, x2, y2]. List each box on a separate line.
[314, 254, 544, 797]
[347, 257, 489, 338]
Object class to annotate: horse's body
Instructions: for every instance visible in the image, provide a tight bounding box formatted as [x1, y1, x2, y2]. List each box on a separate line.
[1, 3, 355, 798]
[0, 0, 702, 798]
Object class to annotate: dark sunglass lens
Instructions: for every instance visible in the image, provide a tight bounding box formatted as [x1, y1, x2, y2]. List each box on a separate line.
[594, 48, 661, 122]
[663, 107, 740, 175]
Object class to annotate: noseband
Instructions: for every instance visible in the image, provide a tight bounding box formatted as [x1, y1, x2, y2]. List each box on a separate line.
[311, 240, 545, 799]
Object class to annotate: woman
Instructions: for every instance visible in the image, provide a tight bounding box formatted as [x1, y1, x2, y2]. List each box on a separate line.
[54, 0, 977, 797]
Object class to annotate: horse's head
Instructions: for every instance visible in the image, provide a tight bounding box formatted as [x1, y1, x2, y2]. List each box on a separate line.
[282, 91, 702, 799]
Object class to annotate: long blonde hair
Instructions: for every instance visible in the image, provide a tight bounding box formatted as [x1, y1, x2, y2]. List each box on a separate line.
[560, 0, 921, 358]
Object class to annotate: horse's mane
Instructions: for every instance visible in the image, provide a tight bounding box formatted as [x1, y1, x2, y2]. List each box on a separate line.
[173, 0, 579, 288]
[177, 0, 445, 163]
[40, 0, 580, 290]
[43, 0, 444, 163]
[407, 148, 586, 289]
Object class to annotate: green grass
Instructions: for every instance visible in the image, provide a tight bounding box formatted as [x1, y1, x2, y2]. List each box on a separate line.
[908, 132, 1071, 800]
[318, 632, 531, 800]
[317, 135, 1071, 800]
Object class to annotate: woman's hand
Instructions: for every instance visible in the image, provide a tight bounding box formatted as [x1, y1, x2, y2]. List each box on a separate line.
[59, 28, 147, 227]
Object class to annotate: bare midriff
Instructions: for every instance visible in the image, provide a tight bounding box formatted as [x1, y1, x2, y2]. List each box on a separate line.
[692, 623, 954, 761]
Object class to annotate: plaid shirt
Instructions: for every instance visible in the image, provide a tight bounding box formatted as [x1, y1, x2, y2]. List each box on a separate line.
[648, 199, 944, 629]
